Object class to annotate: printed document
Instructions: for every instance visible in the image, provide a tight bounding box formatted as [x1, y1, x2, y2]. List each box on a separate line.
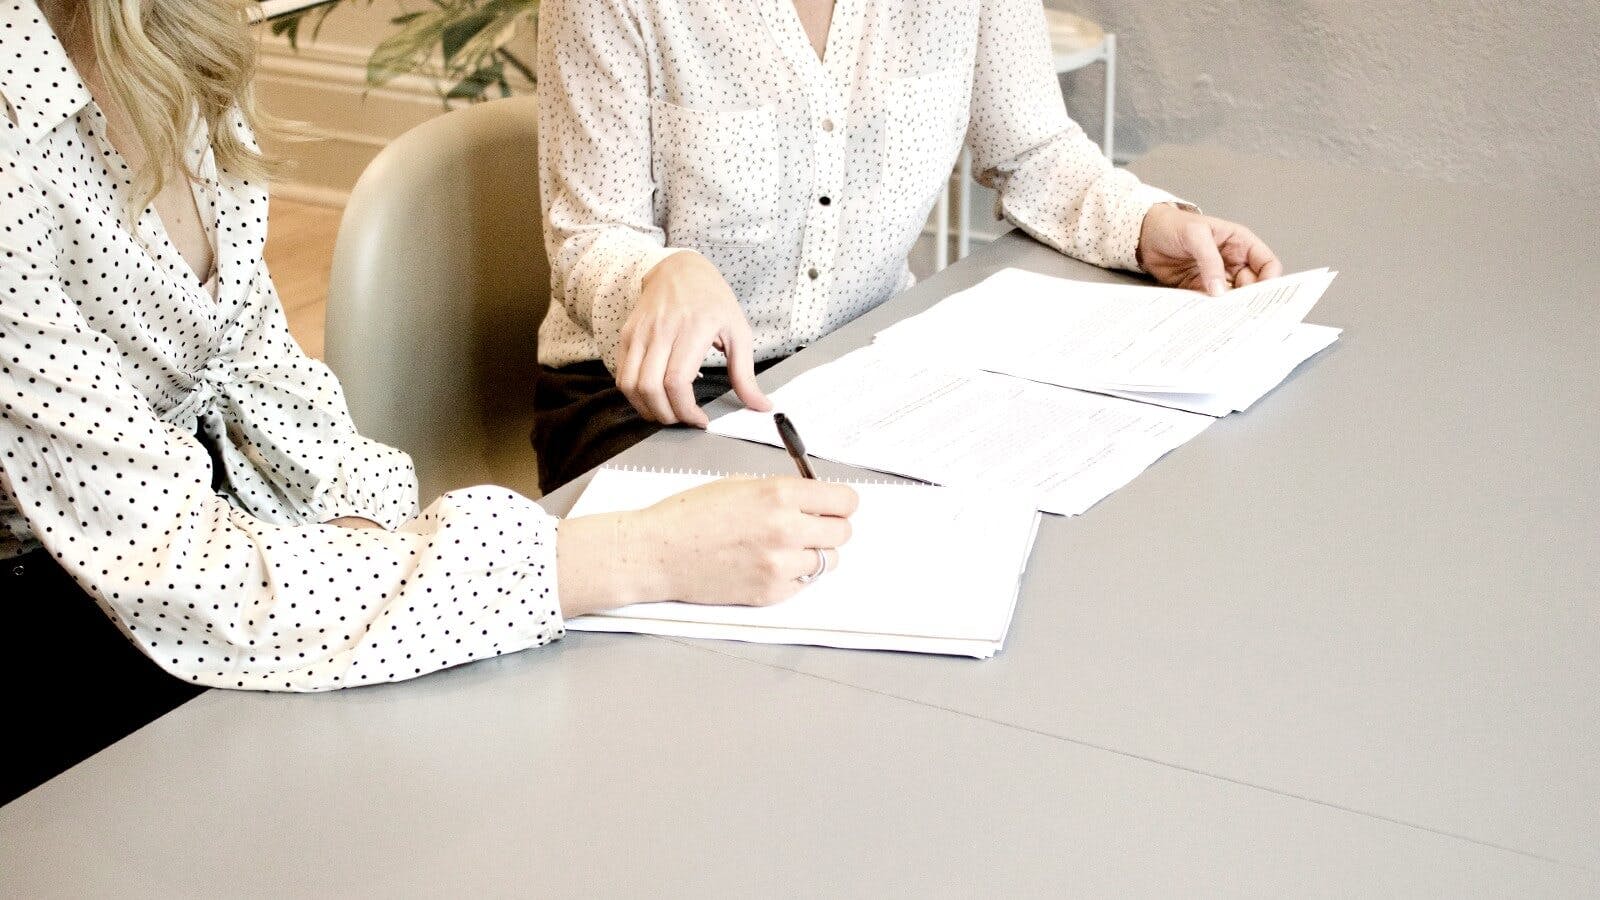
[709, 347, 1212, 516]
[875, 268, 1337, 394]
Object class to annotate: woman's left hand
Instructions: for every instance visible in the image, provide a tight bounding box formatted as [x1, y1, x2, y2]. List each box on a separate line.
[1137, 203, 1283, 296]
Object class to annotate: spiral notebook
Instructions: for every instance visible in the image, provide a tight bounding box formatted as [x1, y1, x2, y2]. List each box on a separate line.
[564, 467, 1042, 658]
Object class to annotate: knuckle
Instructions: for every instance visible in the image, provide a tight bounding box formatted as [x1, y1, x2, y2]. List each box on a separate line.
[763, 479, 793, 506]
[758, 515, 791, 546]
[754, 551, 783, 581]
[840, 486, 861, 515]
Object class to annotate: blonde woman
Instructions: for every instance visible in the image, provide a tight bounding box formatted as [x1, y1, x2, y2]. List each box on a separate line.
[0, 0, 855, 804]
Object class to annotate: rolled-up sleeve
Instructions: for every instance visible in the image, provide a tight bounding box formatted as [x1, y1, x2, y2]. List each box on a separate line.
[967, 0, 1184, 272]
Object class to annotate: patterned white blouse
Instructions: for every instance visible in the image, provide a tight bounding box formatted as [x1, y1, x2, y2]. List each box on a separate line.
[536, 0, 1182, 372]
[0, 1, 563, 692]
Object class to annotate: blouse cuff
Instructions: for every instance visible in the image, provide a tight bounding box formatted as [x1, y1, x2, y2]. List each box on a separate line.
[307, 437, 422, 531]
[573, 238, 683, 374]
[408, 485, 567, 648]
[501, 495, 567, 644]
[1113, 183, 1197, 274]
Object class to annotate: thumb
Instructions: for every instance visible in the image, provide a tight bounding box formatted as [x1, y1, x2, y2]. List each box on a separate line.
[722, 324, 772, 412]
[1183, 221, 1230, 296]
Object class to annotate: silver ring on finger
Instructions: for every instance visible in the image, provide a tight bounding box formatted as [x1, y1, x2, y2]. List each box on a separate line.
[796, 547, 829, 584]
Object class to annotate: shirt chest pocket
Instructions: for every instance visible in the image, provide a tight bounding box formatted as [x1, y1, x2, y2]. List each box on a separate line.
[651, 99, 779, 246]
[879, 67, 971, 213]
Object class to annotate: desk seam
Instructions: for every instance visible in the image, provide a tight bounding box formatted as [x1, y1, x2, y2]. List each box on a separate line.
[661, 636, 1594, 875]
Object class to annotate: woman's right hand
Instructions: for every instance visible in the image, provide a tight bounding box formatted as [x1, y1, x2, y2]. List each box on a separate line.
[615, 250, 773, 427]
[556, 477, 858, 617]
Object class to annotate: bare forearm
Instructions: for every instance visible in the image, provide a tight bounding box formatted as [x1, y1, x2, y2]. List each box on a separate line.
[555, 512, 670, 618]
[553, 477, 860, 616]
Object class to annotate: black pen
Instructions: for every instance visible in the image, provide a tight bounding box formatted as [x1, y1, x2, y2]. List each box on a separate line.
[773, 413, 817, 480]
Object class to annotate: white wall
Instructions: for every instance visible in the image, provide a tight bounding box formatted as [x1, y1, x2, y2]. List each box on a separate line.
[259, 1, 1600, 206]
[1051, 0, 1600, 195]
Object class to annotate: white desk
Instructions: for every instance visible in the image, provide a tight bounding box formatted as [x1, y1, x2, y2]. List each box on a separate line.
[581, 147, 1600, 871]
[2, 148, 1595, 895]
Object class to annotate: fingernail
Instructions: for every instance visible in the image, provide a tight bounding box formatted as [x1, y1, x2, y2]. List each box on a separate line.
[1206, 278, 1227, 296]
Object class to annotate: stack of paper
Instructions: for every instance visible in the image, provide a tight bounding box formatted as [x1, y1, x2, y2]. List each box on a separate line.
[564, 468, 1041, 658]
[710, 269, 1340, 513]
[710, 348, 1211, 516]
[875, 267, 1340, 415]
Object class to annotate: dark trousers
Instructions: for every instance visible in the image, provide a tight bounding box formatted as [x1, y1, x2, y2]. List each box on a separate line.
[2, 550, 204, 806]
[532, 358, 784, 493]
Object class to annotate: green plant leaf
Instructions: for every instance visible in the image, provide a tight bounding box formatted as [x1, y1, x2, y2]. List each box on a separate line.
[269, 13, 304, 50]
[367, 10, 448, 86]
[496, 47, 535, 85]
[271, 0, 543, 95]
[305, 5, 341, 44]
[441, 9, 497, 65]
[446, 60, 505, 100]
[269, 4, 342, 51]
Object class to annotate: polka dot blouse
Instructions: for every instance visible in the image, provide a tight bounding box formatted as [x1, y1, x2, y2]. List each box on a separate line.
[536, 0, 1182, 372]
[0, 2, 563, 692]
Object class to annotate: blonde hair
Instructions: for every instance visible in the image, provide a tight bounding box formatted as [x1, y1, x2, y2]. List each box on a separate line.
[85, 0, 282, 209]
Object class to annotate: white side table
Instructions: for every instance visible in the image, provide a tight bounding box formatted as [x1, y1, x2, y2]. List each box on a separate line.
[934, 9, 1117, 269]
[1044, 8, 1117, 162]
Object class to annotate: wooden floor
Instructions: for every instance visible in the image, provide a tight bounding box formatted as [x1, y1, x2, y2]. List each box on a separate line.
[264, 197, 343, 359]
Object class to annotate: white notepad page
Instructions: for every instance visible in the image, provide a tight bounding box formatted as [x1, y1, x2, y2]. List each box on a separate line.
[563, 469, 1042, 658]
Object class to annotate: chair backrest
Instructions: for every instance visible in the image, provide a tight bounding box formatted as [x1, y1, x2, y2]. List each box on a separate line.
[325, 95, 547, 501]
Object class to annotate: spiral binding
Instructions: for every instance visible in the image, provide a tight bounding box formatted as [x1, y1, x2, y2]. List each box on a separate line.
[599, 464, 917, 487]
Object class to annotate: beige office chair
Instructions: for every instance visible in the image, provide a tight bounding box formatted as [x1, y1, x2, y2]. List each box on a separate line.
[325, 95, 548, 503]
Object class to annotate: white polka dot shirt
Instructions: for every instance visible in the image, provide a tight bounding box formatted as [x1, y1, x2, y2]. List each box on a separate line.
[536, 0, 1182, 372]
[1, 2, 564, 692]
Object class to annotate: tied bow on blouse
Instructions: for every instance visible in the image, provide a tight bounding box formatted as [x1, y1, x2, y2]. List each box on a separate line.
[3, 1, 564, 691]
[166, 337, 333, 519]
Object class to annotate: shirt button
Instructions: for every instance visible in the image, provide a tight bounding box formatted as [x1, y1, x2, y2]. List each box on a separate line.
[820, 118, 835, 133]
[819, 196, 832, 206]
[807, 268, 820, 281]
